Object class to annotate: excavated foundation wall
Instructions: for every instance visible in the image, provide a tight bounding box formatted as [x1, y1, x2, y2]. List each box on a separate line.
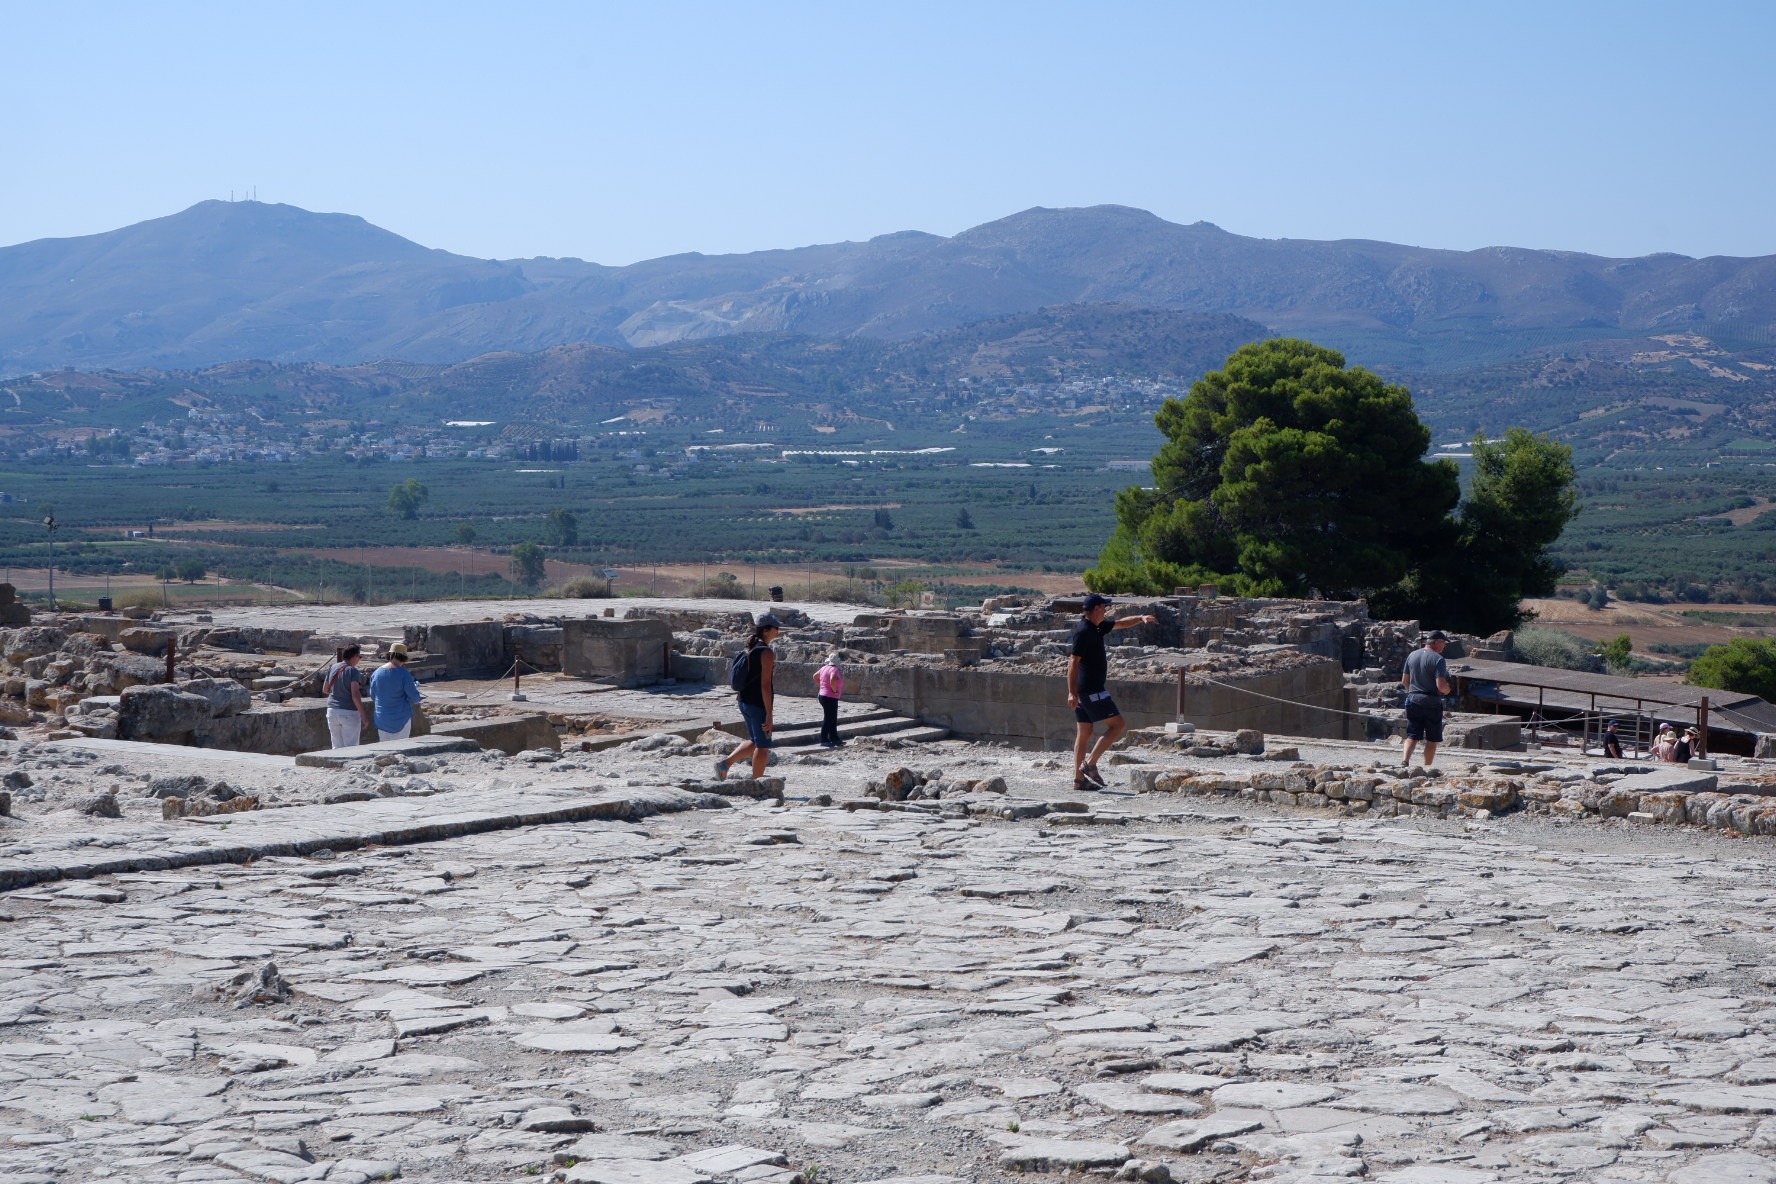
[673, 654, 1353, 747]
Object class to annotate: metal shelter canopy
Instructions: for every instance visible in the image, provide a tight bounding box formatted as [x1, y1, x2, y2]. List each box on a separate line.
[1451, 657, 1776, 737]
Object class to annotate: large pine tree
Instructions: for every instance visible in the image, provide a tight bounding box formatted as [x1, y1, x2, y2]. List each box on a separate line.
[1088, 338, 1575, 633]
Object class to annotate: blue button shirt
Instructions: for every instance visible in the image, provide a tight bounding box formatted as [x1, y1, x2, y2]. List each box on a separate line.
[368, 663, 424, 734]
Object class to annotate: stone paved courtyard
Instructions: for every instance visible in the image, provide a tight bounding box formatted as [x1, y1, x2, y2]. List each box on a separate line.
[7, 736, 1776, 1184]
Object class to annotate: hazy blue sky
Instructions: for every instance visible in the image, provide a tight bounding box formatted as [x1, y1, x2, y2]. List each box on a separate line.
[4, 2, 1773, 264]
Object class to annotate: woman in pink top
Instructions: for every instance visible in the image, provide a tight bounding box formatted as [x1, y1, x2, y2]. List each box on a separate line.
[816, 653, 844, 748]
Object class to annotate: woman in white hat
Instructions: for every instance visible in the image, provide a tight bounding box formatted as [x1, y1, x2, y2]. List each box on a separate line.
[816, 652, 845, 748]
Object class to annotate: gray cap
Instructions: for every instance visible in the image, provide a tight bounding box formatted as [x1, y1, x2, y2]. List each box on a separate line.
[1424, 630, 1450, 642]
[755, 612, 783, 630]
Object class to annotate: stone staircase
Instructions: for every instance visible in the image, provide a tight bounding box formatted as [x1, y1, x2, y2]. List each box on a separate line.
[769, 704, 949, 748]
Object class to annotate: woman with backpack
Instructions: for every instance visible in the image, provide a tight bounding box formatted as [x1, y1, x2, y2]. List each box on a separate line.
[323, 645, 371, 748]
[716, 613, 783, 781]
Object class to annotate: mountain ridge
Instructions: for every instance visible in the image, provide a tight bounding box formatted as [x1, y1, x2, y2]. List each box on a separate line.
[2, 200, 1774, 374]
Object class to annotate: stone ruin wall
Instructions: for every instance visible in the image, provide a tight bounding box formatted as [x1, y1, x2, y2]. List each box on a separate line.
[0, 590, 1506, 754]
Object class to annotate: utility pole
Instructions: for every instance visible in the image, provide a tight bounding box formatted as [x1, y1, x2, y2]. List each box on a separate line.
[42, 516, 58, 611]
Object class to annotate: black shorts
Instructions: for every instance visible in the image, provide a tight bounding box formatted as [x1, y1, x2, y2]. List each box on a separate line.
[1075, 692, 1121, 724]
[1404, 697, 1444, 742]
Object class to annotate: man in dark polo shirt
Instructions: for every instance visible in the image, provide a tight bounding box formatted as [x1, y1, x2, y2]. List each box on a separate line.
[1069, 593, 1158, 791]
[1401, 629, 1453, 767]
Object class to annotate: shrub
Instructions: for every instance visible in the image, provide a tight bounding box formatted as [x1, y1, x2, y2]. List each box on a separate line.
[118, 589, 163, 611]
[545, 576, 612, 599]
[687, 571, 747, 599]
[803, 579, 884, 606]
[510, 542, 546, 590]
[1649, 642, 1710, 660]
[1688, 638, 1776, 703]
[883, 580, 926, 608]
[1513, 628, 1601, 672]
[1597, 633, 1632, 673]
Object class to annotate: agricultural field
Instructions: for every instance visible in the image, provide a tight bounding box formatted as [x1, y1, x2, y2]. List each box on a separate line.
[1, 311, 1773, 610]
[0, 446, 1131, 609]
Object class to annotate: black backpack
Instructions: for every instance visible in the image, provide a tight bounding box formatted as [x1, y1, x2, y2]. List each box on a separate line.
[727, 646, 752, 692]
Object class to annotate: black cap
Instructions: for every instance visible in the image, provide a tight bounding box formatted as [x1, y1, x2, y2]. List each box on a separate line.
[755, 612, 783, 630]
[1425, 629, 1450, 642]
[1082, 593, 1113, 612]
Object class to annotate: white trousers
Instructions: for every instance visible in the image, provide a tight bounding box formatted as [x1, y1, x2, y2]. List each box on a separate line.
[378, 721, 413, 743]
[327, 708, 363, 749]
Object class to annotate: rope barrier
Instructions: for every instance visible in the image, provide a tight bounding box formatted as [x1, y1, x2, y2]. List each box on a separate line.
[1184, 672, 1380, 721]
[1182, 671, 1744, 756]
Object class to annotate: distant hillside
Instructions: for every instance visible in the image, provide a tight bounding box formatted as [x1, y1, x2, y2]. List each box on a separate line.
[0, 305, 1268, 429]
[3, 200, 1775, 374]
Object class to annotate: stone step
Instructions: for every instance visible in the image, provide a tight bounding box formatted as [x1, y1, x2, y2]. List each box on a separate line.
[774, 717, 944, 745]
[774, 715, 939, 747]
[769, 707, 900, 737]
[295, 735, 480, 768]
[889, 725, 953, 745]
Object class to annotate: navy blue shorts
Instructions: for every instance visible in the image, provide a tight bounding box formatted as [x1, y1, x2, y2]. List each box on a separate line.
[1075, 692, 1121, 725]
[1404, 697, 1444, 742]
[738, 701, 773, 748]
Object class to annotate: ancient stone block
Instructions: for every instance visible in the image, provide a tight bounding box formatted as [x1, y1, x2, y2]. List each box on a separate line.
[3, 626, 66, 664]
[1458, 785, 1517, 813]
[77, 791, 120, 818]
[1640, 791, 1690, 825]
[432, 712, 561, 755]
[118, 626, 176, 656]
[1687, 794, 1725, 826]
[148, 775, 209, 799]
[117, 684, 214, 740]
[181, 677, 252, 718]
[562, 617, 671, 687]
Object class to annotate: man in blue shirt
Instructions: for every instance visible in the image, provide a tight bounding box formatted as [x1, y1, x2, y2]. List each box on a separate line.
[368, 642, 425, 742]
